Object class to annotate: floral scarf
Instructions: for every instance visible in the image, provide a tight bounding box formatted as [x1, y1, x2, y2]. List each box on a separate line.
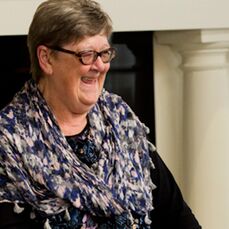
[0, 80, 156, 228]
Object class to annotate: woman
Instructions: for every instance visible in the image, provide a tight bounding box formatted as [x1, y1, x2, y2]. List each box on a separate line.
[0, 0, 201, 228]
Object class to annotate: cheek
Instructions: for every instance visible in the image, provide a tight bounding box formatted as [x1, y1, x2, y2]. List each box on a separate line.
[100, 65, 110, 82]
[105, 63, 110, 73]
[78, 65, 92, 76]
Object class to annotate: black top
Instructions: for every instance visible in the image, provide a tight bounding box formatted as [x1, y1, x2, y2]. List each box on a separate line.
[0, 150, 201, 229]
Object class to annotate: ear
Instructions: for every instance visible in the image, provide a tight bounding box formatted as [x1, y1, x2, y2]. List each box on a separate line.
[37, 45, 53, 75]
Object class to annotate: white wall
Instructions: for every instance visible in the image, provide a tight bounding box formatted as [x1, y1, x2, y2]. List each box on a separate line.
[0, 0, 43, 35]
[1, 0, 229, 35]
[154, 29, 229, 229]
[153, 40, 184, 187]
[98, 0, 229, 31]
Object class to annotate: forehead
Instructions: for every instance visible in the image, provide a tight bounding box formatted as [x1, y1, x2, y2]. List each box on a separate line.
[67, 34, 110, 50]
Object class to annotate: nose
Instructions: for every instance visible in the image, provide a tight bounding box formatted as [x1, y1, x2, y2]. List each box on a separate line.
[91, 56, 109, 72]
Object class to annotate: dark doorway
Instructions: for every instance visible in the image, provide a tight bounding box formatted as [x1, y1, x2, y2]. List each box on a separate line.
[0, 35, 30, 109]
[106, 31, 155, 142]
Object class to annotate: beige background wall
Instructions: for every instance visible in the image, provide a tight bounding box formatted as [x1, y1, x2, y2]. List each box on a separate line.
[154, 29, 229, 229]
[1, 0, 229, 35]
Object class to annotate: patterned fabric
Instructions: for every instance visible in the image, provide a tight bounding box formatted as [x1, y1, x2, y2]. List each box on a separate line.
[66, 126, 99, 167]
[0, 80, 156, 228]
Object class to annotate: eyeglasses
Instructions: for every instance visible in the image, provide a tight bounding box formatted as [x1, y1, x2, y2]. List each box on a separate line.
[47, 45, 116, 65]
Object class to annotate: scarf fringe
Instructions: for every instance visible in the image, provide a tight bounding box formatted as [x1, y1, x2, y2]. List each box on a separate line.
[44, 219, 52, 229]
[64, 208, 71, 221]
[13, 202, 24, 214]
[144, 214, 152, 225]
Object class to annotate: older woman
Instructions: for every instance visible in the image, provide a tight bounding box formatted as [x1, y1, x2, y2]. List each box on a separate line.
[0, 0, 201, 228]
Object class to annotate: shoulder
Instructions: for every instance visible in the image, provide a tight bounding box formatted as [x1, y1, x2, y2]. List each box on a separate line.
[0, 98, 26, 138]
[97, 89, 139, 121]
[0, 82, 34, 145]
[0, 80, 44, 136]
[98, 89, 126, 109]
[93, 89, 150, 135]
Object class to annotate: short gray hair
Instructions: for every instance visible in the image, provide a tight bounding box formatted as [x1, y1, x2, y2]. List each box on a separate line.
[27, 0, 113, 82]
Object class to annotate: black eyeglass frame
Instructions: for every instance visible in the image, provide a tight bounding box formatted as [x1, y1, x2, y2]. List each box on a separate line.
[46, 45, 116, 65]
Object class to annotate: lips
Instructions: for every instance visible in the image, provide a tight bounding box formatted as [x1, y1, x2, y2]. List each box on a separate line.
[81, 76, 96, 84]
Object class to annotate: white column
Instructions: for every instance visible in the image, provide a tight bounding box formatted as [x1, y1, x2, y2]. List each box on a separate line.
[154, 29, 229, 229]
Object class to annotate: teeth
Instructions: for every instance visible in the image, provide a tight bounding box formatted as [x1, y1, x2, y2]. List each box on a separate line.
[82, 77, 94, 83]
[82, 77, 91, 80]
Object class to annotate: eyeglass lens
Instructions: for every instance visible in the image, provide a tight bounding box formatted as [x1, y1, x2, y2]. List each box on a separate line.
[80, 48, 115, 65]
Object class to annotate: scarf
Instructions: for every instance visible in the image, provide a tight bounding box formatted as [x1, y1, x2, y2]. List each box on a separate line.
[0, 80, 156, 228]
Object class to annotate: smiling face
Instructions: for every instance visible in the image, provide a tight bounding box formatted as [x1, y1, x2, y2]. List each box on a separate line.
[38, 34, 111, 116]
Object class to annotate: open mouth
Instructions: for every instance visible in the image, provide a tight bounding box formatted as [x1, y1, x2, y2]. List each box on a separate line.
[81, 76, 96, 84]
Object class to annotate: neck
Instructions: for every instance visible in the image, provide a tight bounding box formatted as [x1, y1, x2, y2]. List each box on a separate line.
[57, 113, 88, 136]
[38, 80, 88, 136]
[48, 102, 88, 136]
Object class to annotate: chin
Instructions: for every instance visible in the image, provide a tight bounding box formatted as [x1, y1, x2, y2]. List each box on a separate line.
[84, 92, 101, 102]
[78, 88, 102, 107]
[81, 97, 99, 107]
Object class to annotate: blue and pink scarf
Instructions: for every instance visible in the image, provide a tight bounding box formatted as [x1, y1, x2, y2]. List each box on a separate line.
[0, 80, 156, 228]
